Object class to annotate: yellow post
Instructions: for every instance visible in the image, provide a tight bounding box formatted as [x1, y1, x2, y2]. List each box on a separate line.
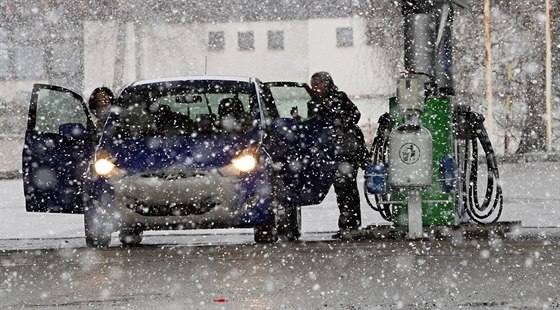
[505, 64, 512, 154]
[545, 0, 553, 150]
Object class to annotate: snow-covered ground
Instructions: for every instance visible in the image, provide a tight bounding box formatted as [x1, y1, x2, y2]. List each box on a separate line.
[1, 161, 559, 246]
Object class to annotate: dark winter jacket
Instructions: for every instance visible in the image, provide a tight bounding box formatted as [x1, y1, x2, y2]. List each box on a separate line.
[307, 91, 368, 163]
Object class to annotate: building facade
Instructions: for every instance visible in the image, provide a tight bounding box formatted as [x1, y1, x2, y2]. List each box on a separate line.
[1, 0, 399, 103]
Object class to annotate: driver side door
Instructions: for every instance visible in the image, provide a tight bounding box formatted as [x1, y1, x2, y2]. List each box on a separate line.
[22, 84, 95, 214]
[264, 82, 336, 206]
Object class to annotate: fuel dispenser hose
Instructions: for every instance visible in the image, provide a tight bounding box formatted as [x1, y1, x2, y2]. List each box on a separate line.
[459, 109, 504, 224]
[364, 113, 394, 222]
[364, 110, 504, 224]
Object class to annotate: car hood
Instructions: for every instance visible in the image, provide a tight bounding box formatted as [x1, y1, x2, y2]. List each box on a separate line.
[101, 133, 261, 174]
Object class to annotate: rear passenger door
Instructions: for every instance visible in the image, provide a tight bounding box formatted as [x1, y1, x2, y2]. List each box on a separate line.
[264, 82, 336, 206]
[22, 84, 95, 214]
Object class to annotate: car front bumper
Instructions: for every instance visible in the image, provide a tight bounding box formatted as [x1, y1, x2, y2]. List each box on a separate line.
[90, 168, 273, 230]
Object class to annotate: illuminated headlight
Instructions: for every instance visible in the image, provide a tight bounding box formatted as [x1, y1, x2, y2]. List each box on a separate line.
[231, 154, 257, 173]
[93, 150, 123, 179]
[94, 158, 115, 176]
[230, 146, 259, 174]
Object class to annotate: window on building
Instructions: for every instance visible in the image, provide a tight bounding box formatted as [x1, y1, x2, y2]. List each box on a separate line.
[238, 31, 254, 51]
[336, 27, 353, 47]
[208, 31, 225, 51]
[0, 16, 82, 85]
[365, 24, 384, 47]
[0, 24, 51, 80]
[267, 30, 284, 50]
[14, 46, 46, 79]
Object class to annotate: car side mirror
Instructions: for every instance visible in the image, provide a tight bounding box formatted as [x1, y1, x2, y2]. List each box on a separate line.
[59, 123, 87, 139]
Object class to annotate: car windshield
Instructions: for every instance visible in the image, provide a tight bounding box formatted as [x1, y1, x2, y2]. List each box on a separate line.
[112, 80, 256, 137]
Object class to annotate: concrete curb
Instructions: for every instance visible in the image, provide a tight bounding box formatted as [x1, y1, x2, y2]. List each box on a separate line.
[498, 152, 560, 164]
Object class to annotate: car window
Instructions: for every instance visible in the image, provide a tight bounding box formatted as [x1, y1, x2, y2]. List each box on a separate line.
[154, 93, 251, 117]
[267, 84, 311, 121]
[34, 88, 87, 134]
[114, 80, 255, 137]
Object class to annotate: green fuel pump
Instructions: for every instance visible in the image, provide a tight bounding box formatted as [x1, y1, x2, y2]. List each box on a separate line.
[364, 0, 505, 236]
[389, 84, 456, 227]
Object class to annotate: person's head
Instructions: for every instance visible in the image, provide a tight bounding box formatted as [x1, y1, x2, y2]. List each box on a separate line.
[310, 71, 337, 98]
[88, 87, 114, 120]
[290, 106, 299, 117]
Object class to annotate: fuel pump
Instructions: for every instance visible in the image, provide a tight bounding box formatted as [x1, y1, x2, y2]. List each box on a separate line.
[388, 76, 433, 238]
[364, 0, 506, 237]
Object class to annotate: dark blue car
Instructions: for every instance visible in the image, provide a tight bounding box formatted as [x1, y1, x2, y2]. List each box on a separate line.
[22, 76, 338, 247]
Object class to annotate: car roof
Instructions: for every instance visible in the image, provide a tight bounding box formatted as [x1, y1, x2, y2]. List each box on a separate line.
[129, 75, 256, 87]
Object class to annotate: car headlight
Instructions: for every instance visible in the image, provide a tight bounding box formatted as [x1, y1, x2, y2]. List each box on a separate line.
[230, 146, 259, 173]
[94, 158, 115, 176]
[232, 154, 258, 172]
[94, 150, 119, 177]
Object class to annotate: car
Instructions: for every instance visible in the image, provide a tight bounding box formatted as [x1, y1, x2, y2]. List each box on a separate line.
[22, 76, 339, 247]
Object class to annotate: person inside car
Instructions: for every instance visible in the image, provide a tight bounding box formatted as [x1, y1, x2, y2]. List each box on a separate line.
[308, 71, 369, 240]
[218, 97, 251, 133]
[87, 87, 114, 142]
[290, 106, 303, 123]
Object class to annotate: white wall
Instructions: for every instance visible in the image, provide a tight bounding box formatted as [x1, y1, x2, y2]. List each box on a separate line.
[83, 21, 118, 97]
[123, 23, 139, 85]
[0, 80, 47, 103]
[307, 18, 395, 96]
[135, 17, 394, 97]
[140, 23, 205, 78]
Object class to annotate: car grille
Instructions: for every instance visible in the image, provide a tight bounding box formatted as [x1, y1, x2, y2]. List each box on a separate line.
[140, 171, 206, 180]
[128, 197, 216, 216]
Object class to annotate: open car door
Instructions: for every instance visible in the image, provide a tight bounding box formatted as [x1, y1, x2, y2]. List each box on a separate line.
[22, 84, 95, 214]
[264, 82, 337, 206]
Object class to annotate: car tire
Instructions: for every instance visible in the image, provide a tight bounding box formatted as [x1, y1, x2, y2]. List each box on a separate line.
[119, 229, 143, 246]
[271, 170, 301, 242]
[254, 223, 278, 244]
[254, 205, 278, 244]
[254, 170, 300, 244]
[84, 204, 113, 248]
[277, 204, 302, 242]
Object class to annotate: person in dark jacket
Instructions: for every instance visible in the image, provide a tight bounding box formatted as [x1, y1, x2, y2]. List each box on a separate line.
[87, 87, 114, 142]
[307, 71, 369, 239]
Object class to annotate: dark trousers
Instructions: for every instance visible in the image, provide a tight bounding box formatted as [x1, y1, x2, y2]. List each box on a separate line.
[334, 161, 361, 230]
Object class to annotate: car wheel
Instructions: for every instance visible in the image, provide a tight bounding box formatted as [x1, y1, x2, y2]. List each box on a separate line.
[119, 229, 143, 246]
[84, 204, 113, 248]
[277, 204, 302, 242]
[254, 224, 278, 244]
[254, 207, 278, 244]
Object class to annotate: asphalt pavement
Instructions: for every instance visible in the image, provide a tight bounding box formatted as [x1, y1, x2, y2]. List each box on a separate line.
[1, 161, 560, 309]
